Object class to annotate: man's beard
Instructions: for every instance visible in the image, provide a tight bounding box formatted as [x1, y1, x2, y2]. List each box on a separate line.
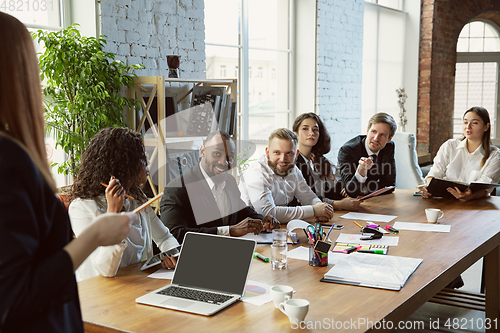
[267, 159, 295, 177]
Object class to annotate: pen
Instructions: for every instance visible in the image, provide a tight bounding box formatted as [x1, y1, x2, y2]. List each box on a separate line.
[324, 225, 335, 241]
[357, 249, 386, 254]
[385, 225, 399, 234]
[132, 192, 164, 214]
[332, 245, 361, 254]
[353, 221, 363, 229]
[101, 183, 134, 200]
[253, 252, 269, 262]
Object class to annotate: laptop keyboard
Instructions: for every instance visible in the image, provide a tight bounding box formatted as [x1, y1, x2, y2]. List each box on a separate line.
[158, 286, 232, 305]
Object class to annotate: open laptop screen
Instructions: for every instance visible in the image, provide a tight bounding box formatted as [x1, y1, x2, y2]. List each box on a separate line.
[172, 233, 256, 296]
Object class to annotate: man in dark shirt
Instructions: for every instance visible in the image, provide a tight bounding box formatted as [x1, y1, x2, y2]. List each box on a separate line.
[337, 113, 397, 197]
[160, 131, 279, 243]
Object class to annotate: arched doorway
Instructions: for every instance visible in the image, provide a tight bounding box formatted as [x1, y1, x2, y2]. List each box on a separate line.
[453, 20, 500, 143]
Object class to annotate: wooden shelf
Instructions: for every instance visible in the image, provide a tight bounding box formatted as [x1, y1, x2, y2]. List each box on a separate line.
[127, 76, 238, 206]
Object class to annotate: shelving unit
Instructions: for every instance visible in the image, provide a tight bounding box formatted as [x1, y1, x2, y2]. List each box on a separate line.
[127, 76, 238, 202]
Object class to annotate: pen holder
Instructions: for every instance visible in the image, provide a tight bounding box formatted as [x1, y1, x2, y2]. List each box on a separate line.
[308, 243, 328, 267]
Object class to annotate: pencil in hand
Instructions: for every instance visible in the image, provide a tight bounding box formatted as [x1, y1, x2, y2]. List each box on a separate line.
[132, 192, 164, 214]
[101, 182, 134, 200]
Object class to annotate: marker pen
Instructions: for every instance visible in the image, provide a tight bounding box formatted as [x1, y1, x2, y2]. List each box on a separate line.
[385, 225, 399, 234]
[332, 246, 361, 254]
[358, 249, 386, 254]
[253, 252, 269, 262]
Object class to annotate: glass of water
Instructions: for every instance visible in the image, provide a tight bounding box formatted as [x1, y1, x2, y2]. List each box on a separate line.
[271, 229, 288, 269]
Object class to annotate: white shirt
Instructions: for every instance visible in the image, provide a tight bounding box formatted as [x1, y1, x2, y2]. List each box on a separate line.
[239, 154, 322, 223]
[199, 163, 231, 236]
[69, 196, 179, 281]
[426, 138, 500, 186]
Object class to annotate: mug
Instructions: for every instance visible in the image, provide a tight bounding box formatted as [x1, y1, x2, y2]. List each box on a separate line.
[278, 298, 309, 325]
[425, 208, 444, 223]
[270, 285, 293, 308]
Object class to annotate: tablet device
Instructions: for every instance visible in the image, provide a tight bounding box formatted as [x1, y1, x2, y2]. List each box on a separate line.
[141, 245, 182, 270]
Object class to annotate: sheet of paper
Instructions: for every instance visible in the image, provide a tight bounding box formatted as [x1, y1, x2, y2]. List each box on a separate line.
[335, 233, 399, 246]
[393, 222, 451, 233]
[340, 212, 397, 223]
[241, 280, 273, 306]
[148, 268, 175, 280]
[286, 246, 345, 265]
[287, 219, 312, 233]
[241, 233, 293, 244]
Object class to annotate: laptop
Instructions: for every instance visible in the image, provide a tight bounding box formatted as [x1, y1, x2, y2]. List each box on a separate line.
[135, 232, 256, 316]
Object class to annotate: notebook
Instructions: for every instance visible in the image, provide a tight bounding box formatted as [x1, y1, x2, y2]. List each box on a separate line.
[136, 232, 256, 316]
[321, 252, 422, 290]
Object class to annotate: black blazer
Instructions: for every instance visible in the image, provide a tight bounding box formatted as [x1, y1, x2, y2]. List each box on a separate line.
[160, 164, 263, 243]
[0, 136, 83, 333]
[295, 154, 344, 200]
[337, 135, 396, 197]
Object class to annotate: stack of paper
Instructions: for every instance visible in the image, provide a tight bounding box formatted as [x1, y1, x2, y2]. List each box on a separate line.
[321, 253, 422, 290]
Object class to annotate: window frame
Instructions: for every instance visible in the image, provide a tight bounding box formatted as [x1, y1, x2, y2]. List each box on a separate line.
[455, 20, 500, 143]
[204, 0, 294, 144]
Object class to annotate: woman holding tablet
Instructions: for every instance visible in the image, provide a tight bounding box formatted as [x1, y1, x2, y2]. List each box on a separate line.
[68, 127, 179, 281]
[292, 113, 360, 211]
[0, 13, 133, 332]
[423, 106, 500, 200]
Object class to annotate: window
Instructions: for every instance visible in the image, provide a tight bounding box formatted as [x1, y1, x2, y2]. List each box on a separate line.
[257, 67, 263, 78]
[219, 65, 226, 77]
[1, 0, 63, 29]
[362, 1, 406, 129]
[2, 0, 68, 187]
[205, 0, 292, 154]
[454, 21, 500, 142]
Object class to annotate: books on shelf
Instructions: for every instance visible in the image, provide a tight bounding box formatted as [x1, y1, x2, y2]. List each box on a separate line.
[321, 252, 422, 291]
[427, 178, 500, 198]
[189, 86, 237, 136]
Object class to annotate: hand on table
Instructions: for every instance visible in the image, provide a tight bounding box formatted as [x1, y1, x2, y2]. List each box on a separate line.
[334, 197, 361, 211]
[262, 215, 280, 232]
[229, 217, 264, 237]
[421, 186, 432, 199]
[313, 202, 333, 220]
[161, 254, 177, 270]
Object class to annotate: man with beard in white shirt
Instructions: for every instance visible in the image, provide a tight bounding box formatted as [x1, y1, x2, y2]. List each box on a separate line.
[239, 128, 333, 223]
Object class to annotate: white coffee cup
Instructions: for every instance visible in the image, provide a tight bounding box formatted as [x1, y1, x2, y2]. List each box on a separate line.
[270, 285, 293, 308]
[278, 298, 309, 325]
[425, 208, 444, 223]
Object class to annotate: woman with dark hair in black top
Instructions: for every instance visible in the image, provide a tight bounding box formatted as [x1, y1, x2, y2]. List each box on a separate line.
[292, 113, 360, 211]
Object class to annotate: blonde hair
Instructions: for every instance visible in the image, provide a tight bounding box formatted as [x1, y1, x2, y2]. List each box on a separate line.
[268, 128, 298, 147]
[0, 12, 56, 191]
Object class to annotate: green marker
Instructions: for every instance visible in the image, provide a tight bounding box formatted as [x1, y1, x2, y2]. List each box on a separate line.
[253, 252, 269, 262]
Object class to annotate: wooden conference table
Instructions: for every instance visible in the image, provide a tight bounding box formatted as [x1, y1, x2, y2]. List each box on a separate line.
[78, 190, 500, 332]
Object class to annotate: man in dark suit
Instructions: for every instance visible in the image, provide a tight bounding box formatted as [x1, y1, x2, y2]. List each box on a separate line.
[160, 131, 279, 243]
[337, 112, 397, 198]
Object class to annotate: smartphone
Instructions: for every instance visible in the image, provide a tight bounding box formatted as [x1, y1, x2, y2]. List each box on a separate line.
[140, 245, 182, 270]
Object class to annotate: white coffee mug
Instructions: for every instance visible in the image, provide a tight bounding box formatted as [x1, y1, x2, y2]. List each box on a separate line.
[270, 285, 293, 308]
[425, 208, 444, 223]
[278, 298, 309, 325]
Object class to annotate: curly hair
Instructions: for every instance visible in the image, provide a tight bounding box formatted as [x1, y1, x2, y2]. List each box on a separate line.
[292, 112, 333, 178]
[69, 127, 148, 203]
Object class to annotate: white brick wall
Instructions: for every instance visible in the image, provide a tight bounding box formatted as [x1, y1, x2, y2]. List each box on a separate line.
[99, 0, 206, 78]
[316, 0, 364, 162]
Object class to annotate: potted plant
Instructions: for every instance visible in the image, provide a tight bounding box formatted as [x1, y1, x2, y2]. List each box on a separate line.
[32, 24, 143, 178]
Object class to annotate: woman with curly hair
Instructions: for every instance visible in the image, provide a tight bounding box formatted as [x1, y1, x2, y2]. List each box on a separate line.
[69, 127, 179, 281]
[292, 113, 360, 211]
